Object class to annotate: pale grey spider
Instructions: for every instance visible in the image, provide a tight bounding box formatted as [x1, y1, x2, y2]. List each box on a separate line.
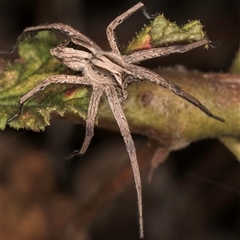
[4, 2, 224, 238]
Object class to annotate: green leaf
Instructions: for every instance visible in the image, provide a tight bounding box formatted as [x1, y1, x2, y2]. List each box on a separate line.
[0, 31, 90, 131]
[124, 15, 206, 54]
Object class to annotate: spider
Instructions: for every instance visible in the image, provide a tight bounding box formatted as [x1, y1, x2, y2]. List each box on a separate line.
[5, 2, 224, 238]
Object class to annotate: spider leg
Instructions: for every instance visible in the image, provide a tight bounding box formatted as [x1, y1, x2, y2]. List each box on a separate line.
[65, 86, 104, 161]
[124, 38, 209, 63]
[127, 64, 224, 122]
[1, 23, 101, 54]
[106, 2, 162, 54]
[140, 4, 160, 20]
[106, 2, 145, 54]
[7, 74, 92, 123]
[104, 85, 144, 238]
[70, 38, 100, 54]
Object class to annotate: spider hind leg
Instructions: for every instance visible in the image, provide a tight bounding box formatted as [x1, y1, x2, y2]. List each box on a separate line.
[104, 85, 144, 238]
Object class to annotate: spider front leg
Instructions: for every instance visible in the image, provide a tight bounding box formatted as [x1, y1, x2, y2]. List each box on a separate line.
[65, 86, 104, 161]
[106, 2, 160, 54]
[1, 23, 100, 54]
[104, 85, 144, 238]
[106, 2, 143, 54]
[7, 74, 92, 123]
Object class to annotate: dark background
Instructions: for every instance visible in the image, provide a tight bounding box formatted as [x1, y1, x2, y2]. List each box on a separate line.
[1, 0, 239, 239]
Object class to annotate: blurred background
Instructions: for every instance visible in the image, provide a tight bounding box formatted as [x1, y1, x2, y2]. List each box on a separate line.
[1, 0, 239, 239]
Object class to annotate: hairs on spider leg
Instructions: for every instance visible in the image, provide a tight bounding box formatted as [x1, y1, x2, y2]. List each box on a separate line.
[140, 5, 159, 19]
[209, 40, 222, 48]
[65, 150, 83, 162]
[0, 32, 38, 53]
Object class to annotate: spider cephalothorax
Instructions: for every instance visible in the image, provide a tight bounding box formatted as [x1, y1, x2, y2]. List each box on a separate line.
[4, 2, 224, 238]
